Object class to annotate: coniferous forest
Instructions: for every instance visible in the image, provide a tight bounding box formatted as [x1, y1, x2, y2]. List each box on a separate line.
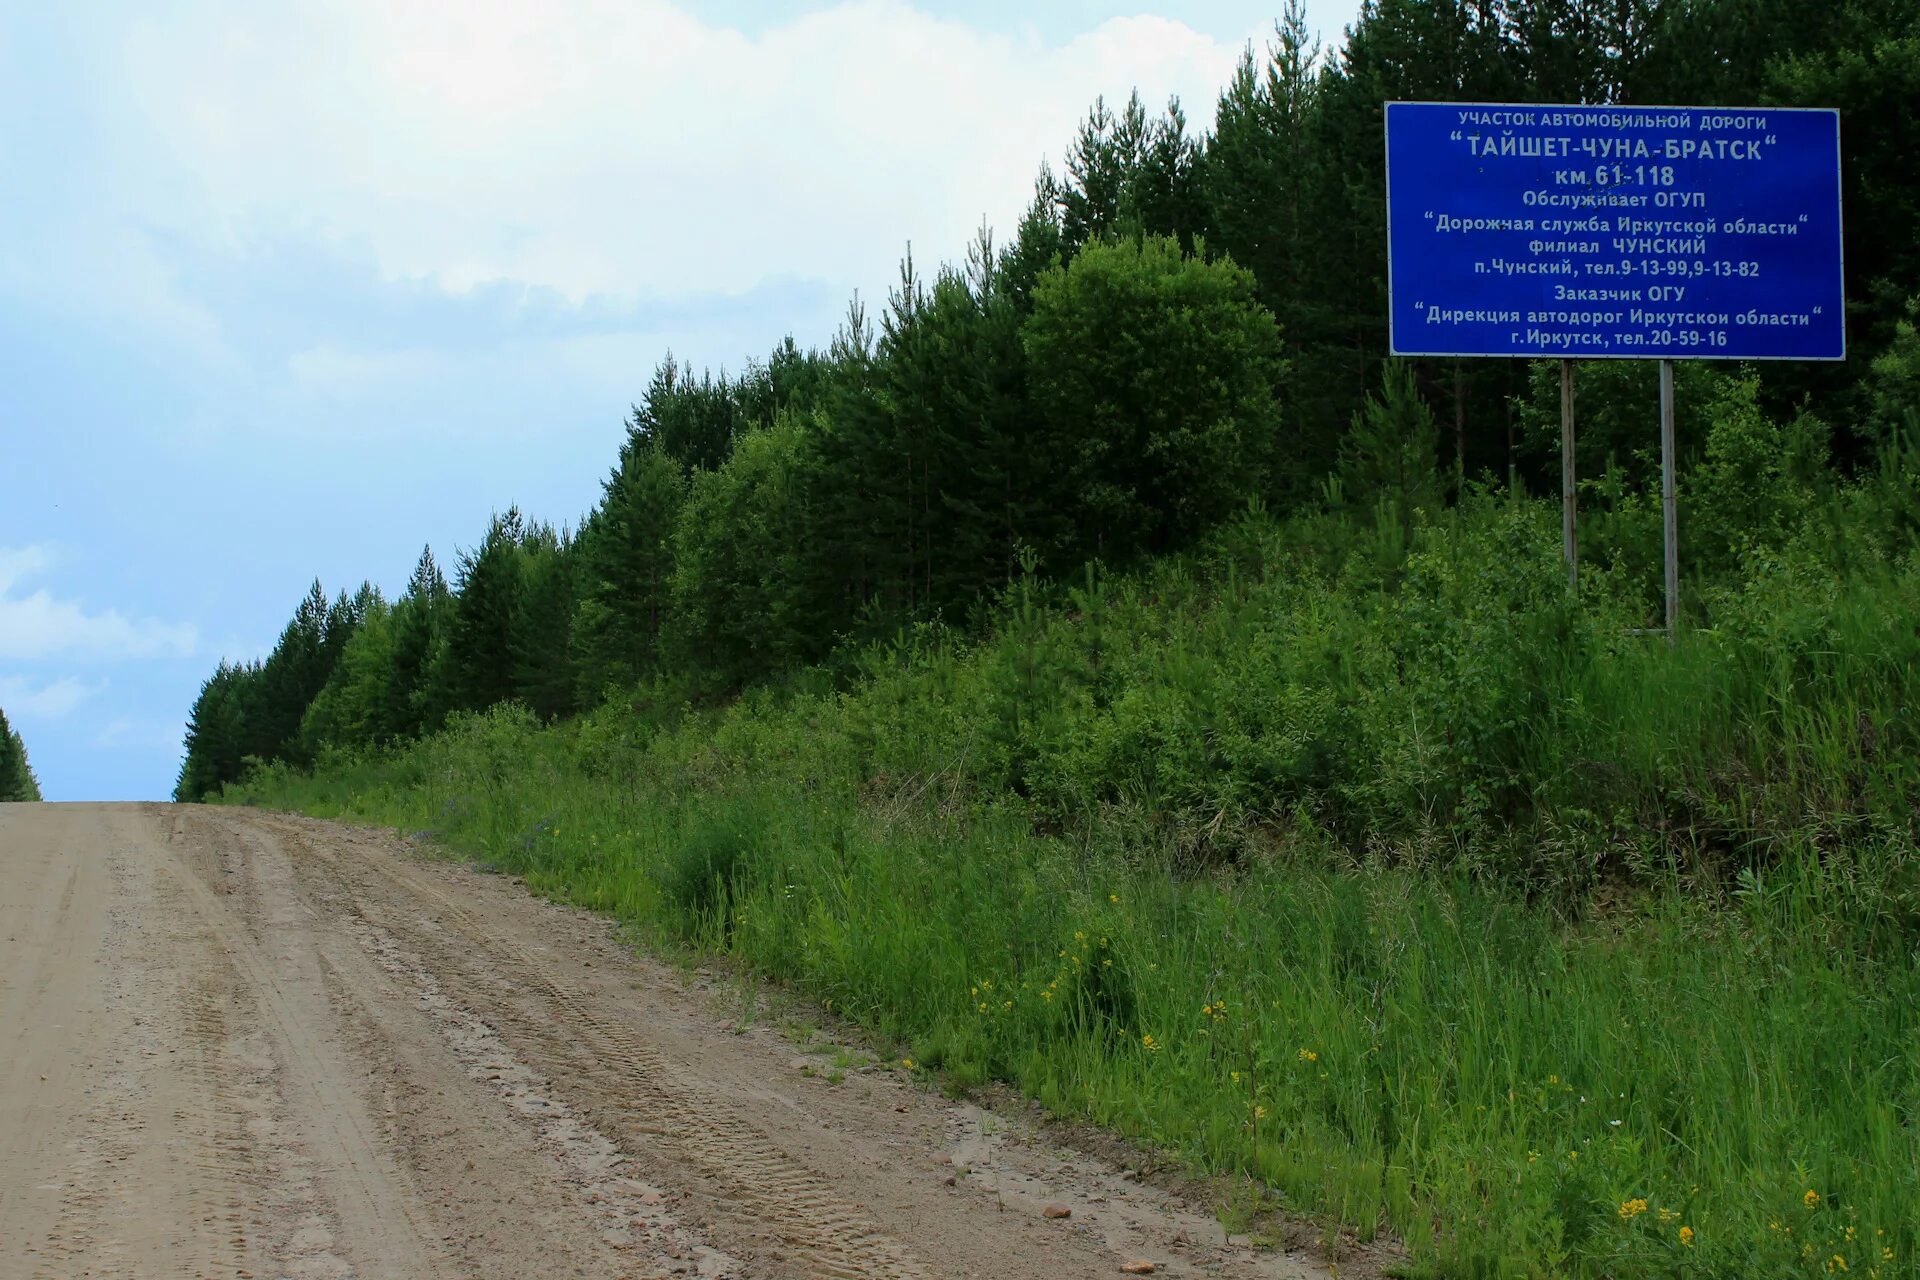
[184, 2, 1920, 1274]
[0, 707, 43, 802]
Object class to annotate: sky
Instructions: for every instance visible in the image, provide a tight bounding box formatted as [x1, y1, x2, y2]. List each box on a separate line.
[0, 0, 1358, 802]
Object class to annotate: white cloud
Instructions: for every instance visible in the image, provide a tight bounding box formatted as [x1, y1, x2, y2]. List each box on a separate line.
[0, 545, 54, 595]
[108, 1, 1248, 305]
[0, 674, 106, 721]
[91, 715, 186, 753]
[0, 546, 199, 662]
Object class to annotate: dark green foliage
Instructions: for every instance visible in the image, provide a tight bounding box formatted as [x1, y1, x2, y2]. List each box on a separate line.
[174, 660, 254, 801]
[510, 522, 578, 721]
[447, 510, 528, 715]
[1338, 359, 1442, 540]
[660, 813, 754, 932]
[573, 439, 684, 698]
[0, 707, 43, 801]
[667, 416, 818, 686]
[1022, 236, 1285, 564]
[386, 547, 455, 738]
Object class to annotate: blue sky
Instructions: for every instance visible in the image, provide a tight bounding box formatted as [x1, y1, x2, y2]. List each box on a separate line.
[0, 1, 1357, 801]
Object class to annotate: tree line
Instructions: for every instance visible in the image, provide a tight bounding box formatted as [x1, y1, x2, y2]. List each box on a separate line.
[176, 0, 1920, 801]
[0, 707, 43, 802]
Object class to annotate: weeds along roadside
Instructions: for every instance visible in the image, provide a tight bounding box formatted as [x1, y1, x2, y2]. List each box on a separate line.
[224, 489, 1920, 1279]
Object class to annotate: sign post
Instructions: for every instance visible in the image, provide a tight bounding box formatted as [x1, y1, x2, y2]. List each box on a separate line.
[1384, 102, 1845, 640]
[1560, 359, 1576, 590]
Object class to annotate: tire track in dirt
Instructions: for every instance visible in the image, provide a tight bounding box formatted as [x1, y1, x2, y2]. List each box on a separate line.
[261, 815, 929, 1280]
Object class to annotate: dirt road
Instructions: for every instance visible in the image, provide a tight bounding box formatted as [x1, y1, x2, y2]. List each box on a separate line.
[0, 804, 1330, 1279]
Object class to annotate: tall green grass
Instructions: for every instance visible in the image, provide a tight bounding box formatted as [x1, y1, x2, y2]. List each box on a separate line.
[229, 489, 1920, 1278]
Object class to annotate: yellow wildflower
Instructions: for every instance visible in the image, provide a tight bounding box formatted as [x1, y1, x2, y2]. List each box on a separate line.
[1109, 893, 1119, 904]
[1828, 1256, 1848, 1274]
[1142, 1033, 1162, 1052]
[1679, 1226, 1694, 1247]
[1253, 1104, 1268, 1120]
[1619, 1198, 1649, 1221]
[1298, 1048, 1318, 1062]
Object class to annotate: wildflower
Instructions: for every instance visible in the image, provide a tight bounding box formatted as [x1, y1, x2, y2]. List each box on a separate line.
[1548, 1074, 1559, 1085]
[901, 1058, 914, 1069]
[970, 987, 978, 997]
[1679, 1226, 1694, 1247]
[1041, 990, 1053, 1001]
[1828, 1256, 1848, 1274]
[1142, 1033, 1162, 1052]
[1526, 1151, 1539, 1164]
[1298, 1048, 1318, 1063]
[1002, 1000, 1012, 1011]
[1230, 1071, 1242, 1084]
[1074, 931, 1087, 943]
[1619, 1198, 1649, 1221]
[1253, 1104, 1268, 1120]
[1806, 1190, 1822, 1209]
[1109, 893, 1119, 904]
[1658, 1209, 1679, 1224]
[978, 1002, 989, 1013]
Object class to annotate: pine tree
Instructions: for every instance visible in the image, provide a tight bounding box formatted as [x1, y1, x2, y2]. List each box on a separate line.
[510, 522, 578, 721]
[1340, 359, 1442, 543]
[0, 707, 43, 801]
[1204, 4, 1338, 500]
[174, 661, 254, 801]
[447, 511, 528, 713]
[247, 582, 332, 765]
[386, 546, 455, 738]
[573, 438, 685, 698]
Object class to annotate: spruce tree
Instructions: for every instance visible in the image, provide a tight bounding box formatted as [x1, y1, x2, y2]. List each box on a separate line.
[510, 522, 578, 721]
[573, 439, 685, 698]
[0, 707, 43, 802]
[447, 510, 527, 713]
[386, 546, 454, 738]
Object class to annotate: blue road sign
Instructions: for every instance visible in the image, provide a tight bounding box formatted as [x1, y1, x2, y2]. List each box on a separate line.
[1386, 102, 1844, 360]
